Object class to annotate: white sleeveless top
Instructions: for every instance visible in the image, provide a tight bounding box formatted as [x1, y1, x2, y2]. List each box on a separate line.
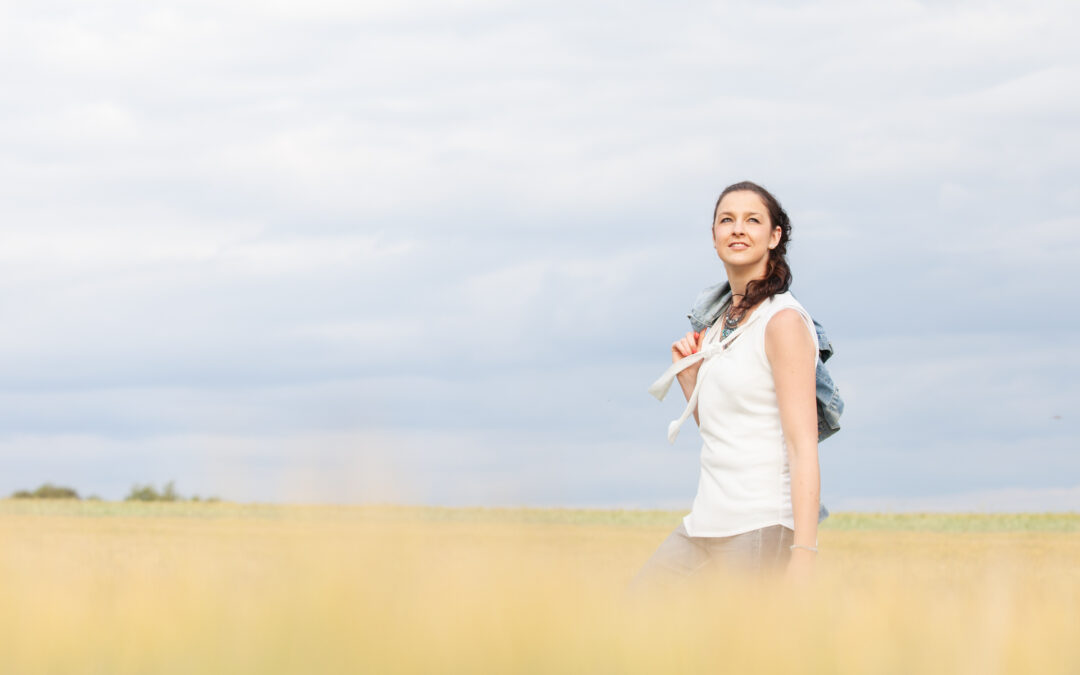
[647, 290, 818, 537]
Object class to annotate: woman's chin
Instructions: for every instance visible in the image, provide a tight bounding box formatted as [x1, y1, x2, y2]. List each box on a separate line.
[717, 251, 764, 267]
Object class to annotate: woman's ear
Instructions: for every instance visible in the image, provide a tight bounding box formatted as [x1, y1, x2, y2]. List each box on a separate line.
[768, 225, 781, 249]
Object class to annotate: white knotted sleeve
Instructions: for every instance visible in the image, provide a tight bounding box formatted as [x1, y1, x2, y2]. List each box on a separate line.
[647, 350, 711, 443]
[647, 313, 762, 444]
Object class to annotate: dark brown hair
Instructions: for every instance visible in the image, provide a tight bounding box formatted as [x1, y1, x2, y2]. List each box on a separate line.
[712, 180, 793, 321]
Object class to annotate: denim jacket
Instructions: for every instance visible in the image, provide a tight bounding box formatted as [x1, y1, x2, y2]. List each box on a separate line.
[684, 281, 843, 525]
[687, 281, 844, 442]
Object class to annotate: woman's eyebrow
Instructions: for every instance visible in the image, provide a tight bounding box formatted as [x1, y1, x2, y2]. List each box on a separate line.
[717, 211, 764, 217]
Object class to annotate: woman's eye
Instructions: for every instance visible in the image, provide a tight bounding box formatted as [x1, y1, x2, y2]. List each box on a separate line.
[749, 218, 759, 223]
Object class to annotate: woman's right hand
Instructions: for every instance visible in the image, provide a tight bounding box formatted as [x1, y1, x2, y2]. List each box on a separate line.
[671, 330, 706, 364]
[672, 330, 707, 414]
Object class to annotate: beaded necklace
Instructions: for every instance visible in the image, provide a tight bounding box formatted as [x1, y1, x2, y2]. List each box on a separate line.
[719, 294, 747, 339]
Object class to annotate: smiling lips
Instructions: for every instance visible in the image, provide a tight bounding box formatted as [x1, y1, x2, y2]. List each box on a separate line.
[729, 242, 749, 249]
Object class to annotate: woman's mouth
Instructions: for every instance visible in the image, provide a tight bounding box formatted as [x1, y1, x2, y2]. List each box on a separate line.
[729, 242, 749, 250]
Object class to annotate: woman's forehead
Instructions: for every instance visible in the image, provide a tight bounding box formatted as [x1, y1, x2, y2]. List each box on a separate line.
[716, 190, 768, 216]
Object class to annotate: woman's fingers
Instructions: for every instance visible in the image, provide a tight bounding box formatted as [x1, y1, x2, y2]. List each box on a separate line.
[672, 331, 706, 359]
[672, 338, 689, 358]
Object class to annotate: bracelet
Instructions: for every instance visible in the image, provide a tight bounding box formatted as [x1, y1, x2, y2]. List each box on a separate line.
[789, 544, 818, 553]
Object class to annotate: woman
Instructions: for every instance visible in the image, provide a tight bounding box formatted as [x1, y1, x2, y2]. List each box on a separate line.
[629, 180, 821, 593]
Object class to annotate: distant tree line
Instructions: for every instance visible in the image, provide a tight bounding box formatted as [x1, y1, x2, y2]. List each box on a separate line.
[124, 480, 220, 502]
[9, 481, 221, 502]
[10, 483, 95, 500]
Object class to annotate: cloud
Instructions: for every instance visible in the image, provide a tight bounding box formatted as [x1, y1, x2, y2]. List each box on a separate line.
[0, 427, 692, 507]
[1, 0, 1078, 506]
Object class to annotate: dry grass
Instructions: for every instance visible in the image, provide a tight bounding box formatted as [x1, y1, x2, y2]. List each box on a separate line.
[0, 500, 1077, 674]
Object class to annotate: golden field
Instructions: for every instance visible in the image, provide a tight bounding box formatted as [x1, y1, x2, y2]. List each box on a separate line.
[1, 500, 1077, 674]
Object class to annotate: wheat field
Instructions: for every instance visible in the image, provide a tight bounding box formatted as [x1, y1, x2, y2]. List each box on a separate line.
[1, 500, 1077, 674]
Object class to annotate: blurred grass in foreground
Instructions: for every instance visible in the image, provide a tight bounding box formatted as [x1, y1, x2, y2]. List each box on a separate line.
[1, 500, 1077, 674]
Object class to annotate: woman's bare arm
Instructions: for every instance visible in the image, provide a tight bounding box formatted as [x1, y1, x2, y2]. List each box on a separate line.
[676, 369, 701, 427]
[671, 331, 705, 426]
[765, 309, 820, 557]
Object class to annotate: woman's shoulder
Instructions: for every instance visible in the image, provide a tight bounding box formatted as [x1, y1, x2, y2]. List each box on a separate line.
[763, 290, 809, 319]
[761, 292, 817, 349]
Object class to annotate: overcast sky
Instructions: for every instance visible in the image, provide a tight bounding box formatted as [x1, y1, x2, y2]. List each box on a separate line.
[2, 0, 1077, 510]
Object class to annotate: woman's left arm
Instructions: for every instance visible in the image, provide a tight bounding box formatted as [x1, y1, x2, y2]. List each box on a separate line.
[764, 308, 820, 581]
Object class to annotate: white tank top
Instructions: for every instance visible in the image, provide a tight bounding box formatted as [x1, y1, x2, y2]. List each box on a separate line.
[647, 290, 818, 537]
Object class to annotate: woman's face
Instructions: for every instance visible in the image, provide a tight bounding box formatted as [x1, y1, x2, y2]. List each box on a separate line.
[712, 190, 781, 267]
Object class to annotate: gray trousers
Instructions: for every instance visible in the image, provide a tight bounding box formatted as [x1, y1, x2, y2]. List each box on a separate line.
[625, 521, 794, 596]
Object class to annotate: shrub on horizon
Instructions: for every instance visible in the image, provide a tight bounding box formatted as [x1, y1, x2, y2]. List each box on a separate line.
[124, 481, 222, 503]
[125, 481, 178, 502]
[10, 483, 80, 499]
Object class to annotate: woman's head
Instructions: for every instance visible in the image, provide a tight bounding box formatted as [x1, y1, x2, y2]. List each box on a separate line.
[710, 180, 793, 316]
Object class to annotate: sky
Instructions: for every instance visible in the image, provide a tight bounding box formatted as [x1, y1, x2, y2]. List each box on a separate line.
[1, 0, 1078, 510]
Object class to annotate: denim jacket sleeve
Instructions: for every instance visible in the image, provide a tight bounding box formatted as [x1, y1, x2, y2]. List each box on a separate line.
[685, 282, 841, 524]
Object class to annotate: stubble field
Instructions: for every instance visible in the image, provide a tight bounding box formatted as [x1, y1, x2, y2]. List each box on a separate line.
[1, 500, 1077, 674]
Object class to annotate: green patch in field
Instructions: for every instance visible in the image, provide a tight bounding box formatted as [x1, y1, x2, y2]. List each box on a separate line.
[821, 511, 1080, 532]
[1, 499, 1077, 531]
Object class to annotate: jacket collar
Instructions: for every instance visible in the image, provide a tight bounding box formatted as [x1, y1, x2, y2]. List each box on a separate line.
[686, 281, 731, 334]
[689, 282, 787, 333]
[686, 282, 832, 361]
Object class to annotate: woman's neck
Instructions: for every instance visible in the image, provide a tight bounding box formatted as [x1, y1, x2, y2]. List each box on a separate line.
[726, 268, 763, 308]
